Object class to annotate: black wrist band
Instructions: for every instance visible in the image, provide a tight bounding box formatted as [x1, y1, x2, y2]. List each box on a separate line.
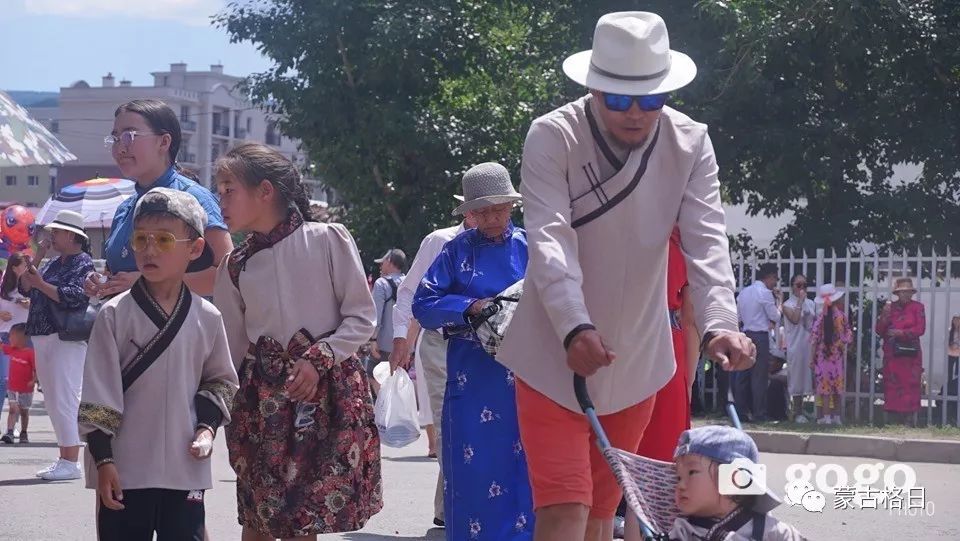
[564, 324, 597, 350]
[700, 331, 719, 355]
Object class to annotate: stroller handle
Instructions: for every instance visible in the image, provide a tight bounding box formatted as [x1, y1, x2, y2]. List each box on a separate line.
[573, 374, 593, 413]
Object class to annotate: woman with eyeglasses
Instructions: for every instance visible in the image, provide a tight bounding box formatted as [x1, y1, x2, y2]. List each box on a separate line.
[84, 99, 232, 300]
[781, 274, 815, 423]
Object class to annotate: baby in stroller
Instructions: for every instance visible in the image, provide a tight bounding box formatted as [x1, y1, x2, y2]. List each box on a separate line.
[666, 425, 806, 540]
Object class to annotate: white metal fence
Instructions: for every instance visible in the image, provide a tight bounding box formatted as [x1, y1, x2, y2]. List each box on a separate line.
[698, 248, 960, 427]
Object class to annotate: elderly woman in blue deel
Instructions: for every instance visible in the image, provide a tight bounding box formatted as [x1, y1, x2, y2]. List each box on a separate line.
[413, 162, 532, 541]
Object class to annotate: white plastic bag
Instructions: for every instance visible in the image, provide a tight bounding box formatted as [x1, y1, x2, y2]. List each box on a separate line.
[374, 368, 421, 448]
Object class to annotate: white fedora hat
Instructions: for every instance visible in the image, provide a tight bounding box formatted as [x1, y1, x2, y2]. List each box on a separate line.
[45, 210, 88, 239]
[452, 162, 522, 216]
[563, 12, 697, 96]
[815, 283, 845, 305]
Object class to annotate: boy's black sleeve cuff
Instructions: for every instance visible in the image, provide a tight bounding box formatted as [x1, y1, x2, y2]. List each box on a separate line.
[195, 395, 224, 432]
[87, 430, 113, 463]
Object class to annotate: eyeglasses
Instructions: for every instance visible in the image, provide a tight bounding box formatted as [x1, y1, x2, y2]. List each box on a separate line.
[130, 230, 194, 253]
[104, 130, 160, 148]
[601, 92, 670, 113]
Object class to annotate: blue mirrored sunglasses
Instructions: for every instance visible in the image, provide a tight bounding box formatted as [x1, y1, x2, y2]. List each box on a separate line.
[602, 92, 669, 112]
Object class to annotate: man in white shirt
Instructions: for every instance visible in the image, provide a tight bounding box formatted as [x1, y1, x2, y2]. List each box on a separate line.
[736, 263, 782, 422]
[389, 208, 477, 528]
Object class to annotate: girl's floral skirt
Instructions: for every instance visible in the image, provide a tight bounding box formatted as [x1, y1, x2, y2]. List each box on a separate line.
[226, 341, 382, 537]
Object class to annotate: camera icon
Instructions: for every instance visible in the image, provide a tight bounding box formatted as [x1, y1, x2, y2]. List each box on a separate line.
[718, 458, 767, 495]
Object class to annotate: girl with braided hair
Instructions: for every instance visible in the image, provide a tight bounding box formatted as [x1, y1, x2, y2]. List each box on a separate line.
[213, 143, 381, 540]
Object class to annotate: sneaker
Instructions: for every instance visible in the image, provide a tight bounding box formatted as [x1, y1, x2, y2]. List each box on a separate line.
[18, 432, 28, 443]
[0, 432, 14, 444]
[35, 461, 59, 478]
[817, 416, 833, 425]
[40, 459, 83, 481]
[794, 415, 810, 424]
[831, 415, 843, 426]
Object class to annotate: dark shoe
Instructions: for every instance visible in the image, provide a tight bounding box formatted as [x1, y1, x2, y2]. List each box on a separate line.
[18, 432, 28, 443]
[433, 518, 445, 528]
[0, 432, 14, 444]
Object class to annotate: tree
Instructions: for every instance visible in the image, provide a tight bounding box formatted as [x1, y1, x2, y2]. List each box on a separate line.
[217, 0, 960, 259]
[696, 0, 960, 252]
[215, 0, 575, 263]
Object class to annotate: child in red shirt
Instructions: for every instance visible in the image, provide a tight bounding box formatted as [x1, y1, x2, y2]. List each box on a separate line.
[2, 324, 36, 444]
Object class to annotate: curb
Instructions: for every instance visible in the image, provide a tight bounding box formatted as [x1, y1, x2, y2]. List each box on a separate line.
[746, 430, 960, 464]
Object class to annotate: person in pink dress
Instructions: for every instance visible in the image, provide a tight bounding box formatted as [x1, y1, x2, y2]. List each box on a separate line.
[810, 284, 852, 425]
[876, 277, 926, 426]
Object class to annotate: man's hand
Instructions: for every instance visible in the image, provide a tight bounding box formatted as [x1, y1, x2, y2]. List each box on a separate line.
[97, 463, 125, 510]
[189, 427, 215, 459]
[467, 298, 493, 317]
[566, 329, 616, 377]
[286, 359, 320, 401]
[389, 338, 411, 374]
[705, 331, 756, 372]
[0, 311, 11, 322]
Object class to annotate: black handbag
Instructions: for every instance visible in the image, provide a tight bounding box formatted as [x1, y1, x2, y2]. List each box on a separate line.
[893, 339, 919, 357]
[48, 302, 98, 342]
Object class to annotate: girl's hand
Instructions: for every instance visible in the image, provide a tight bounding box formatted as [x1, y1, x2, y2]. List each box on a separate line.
[189, 428, 215, 459]
[0, 311, 11, 322]
[99, 272, 140, 297]
[287, 359, 320, 402]
[97, 463, 125, 510]
[83, 271, 109, 299]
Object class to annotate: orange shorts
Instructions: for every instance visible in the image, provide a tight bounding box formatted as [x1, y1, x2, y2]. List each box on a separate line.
[516, 378, 655, 519]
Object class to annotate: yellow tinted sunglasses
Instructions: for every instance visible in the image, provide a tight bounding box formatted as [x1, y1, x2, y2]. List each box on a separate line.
[130, 229, 194, 253]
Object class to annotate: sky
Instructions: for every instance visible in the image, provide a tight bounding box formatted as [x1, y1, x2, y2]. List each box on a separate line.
[0, 0, 273, 91]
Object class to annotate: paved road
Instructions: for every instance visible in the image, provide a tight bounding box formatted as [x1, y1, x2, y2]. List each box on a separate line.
[1, 396, 958, 540]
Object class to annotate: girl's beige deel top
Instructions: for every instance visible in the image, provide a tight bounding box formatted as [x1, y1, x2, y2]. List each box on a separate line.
[213, 222, 376, 370]
[497, 95, 740, 415]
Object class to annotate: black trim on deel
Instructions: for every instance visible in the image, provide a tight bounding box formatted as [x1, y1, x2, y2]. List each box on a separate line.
[122, 280, 192, 392]
[564, 324, 597, 350]
[572, 122, 661, 229]
[585, 104, 624, 172]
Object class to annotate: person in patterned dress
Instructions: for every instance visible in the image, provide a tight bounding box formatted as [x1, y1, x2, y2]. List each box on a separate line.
[413, 162, 533, 541]
[212, 143, 381, 540]
[810, 284, 852, 425]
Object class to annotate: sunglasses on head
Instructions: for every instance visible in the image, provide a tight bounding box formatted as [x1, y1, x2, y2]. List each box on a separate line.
[130, 229, 194, 253]
[601, 92, 670, 112]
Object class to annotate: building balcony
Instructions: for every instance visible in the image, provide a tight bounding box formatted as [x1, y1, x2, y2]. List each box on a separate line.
[212, 125, 230, 137]
[181, 119, 198, 132]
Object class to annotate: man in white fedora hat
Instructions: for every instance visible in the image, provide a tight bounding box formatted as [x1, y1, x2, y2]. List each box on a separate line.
[497, 12, 756, 541]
